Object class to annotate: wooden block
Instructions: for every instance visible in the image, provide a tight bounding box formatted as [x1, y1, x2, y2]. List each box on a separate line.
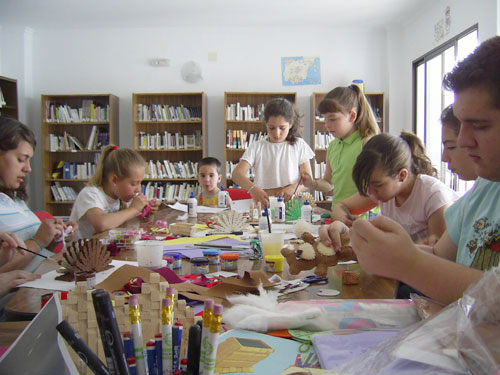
[169, 222, 196, 237]
[142, 284, 151, 294]
[149, 273, 160, 283]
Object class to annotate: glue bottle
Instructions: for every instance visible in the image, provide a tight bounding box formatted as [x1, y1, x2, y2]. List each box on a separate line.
[275, 196, 285, 223]
[301, 200, 312, 223]
[258, 209, 272, 232]
[187, 192, 197, 217]
[217, 187, 228, 208]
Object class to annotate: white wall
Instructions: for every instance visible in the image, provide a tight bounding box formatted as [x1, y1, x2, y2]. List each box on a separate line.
[24, 26, 387, 210]
[387, 0, 498, 136]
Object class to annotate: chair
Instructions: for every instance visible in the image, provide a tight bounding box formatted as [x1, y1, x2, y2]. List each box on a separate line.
[225, 188, 252, 201]
[34, 211, 63, 253]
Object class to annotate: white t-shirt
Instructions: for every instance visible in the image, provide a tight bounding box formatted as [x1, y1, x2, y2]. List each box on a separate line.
[240, 137, 315, 189]
[379, 174, 459, 242]
[70, 186, 120, 239]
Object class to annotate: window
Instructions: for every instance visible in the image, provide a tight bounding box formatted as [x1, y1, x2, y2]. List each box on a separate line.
[413, 26, 478, 195]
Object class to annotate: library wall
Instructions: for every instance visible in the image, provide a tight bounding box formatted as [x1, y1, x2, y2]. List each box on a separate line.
[26, 26, 387, 211]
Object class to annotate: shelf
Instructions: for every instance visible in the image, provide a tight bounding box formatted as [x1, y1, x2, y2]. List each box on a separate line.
[136, 148, 203, 152]
[42, 94, 119, 216]
[142, 178, 198, 182]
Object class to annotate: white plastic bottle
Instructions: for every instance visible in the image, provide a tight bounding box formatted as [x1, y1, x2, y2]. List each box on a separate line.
[187, 192, 198, 217]
[258, 209, 272, 232]
[217, 187, 228, 208]
[275, 196, 285, 223]
[301, 200, 312, 223]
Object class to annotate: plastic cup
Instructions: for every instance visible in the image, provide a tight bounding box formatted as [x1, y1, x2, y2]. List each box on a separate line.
[135, 240, 164, 269]
[260, 231, 285, 257]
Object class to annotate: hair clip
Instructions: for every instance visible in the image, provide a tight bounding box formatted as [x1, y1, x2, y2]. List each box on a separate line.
[111, 145, 119, 150]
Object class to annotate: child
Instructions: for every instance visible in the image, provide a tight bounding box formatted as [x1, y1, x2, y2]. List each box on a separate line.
[320, 36, 500, 304]
[70, 145, 159, 238]
[441, 104, 477, 182]
[302, 85, 380, 209]
[197, 157, 232, 207]
[332, 132, 459, 243]
[232, 98, 314, 206]
[0, 117, 76, 273]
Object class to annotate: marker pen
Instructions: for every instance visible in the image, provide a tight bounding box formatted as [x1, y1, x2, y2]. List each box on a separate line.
[202, 304, 223, 375]
[92, 289, 130, 375]
[123, 331, 135, 359]
[146, 340, 156, 375]
[199, 299, 214, 375]
[187, 323, 202, 375]
[56, 320, 110, 375]
[129, 295, 148, 375]
[161, 298, 173, 375]
[155, 333, 163, 375]
[127, 357, 137, 375]
[166, 287, 175, 320]
[172, 321, 183, 373]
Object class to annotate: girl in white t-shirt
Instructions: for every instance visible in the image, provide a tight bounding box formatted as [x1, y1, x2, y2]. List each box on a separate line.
[330, 132, 459, 243]
[232, 98, 315, 206]
[70, 145, 160, 238]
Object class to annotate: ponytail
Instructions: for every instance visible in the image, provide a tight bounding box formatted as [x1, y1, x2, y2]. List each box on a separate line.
[88, 145, 145, 187]
[317, 85, 379, 139]
[353, 132, 436, 196]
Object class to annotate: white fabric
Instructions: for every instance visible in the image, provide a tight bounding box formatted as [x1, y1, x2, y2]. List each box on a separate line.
[240, 137, 314, 189]
[379, 174, 459, 242]
[70, 186, 120, 239]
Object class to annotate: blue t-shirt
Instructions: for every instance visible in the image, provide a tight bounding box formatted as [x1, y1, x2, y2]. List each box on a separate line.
[444, 178, 500, 270]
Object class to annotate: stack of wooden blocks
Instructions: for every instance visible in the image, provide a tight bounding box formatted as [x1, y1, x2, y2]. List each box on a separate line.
[60, 273, 196, 373]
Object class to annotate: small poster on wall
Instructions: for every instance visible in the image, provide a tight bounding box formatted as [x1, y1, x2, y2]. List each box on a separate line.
[281, 56, 321, 86]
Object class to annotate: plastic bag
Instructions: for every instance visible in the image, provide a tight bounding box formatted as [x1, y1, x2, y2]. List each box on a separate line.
[326, 266, 500, 375]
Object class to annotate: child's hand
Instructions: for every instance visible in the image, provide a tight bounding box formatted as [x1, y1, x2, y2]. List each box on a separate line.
[130, 193, 149, 214]
[35, 218, 64, 247]
[349, 216, 418, 279]
[149, 199, 161, 214]
[318, 221, 350, 253]
[279, 185, 297, 202]
[0, 231, 26, 255]
[250, 186, 269, 207]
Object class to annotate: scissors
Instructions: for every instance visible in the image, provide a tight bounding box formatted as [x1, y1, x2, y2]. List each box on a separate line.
[302, 275, 328, 284]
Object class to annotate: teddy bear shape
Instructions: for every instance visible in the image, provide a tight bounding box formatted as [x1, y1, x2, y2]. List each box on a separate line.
[281, 231, 355, 277]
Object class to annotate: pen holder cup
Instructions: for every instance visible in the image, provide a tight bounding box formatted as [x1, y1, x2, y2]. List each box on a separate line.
[135, 240, 164, 269]
[260, 231, 285, 257]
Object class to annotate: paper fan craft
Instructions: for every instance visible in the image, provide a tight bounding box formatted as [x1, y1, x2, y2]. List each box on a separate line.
[210, 210, 249, 234]
[285, 198, 303, 221]
[56, 238, 113, 281]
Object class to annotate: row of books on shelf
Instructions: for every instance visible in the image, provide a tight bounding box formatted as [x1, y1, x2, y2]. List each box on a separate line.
[226, 130, 267, 149]
[136, 104, 201, 122]
[315, 132, 335, 149]
[145, 160, 198, 180]
[226, 103, 265, 121]
[52, 161, 96, 180]
[45, 101, 110, 122]
[49, 127, 109, 151]
[142, 182, 199, 202]
[314, 161, 326, 179]
[51, 182, 77, 202]
[225, 161, 254, 179]
[138, 131, 202, 150]
[314, 190, 332, 202]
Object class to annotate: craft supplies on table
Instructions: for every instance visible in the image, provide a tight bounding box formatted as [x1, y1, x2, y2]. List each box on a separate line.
[203, 249, 221, 265]
[220, 253, 239, 271]
[190, 257, 209, 274]
[109, 228, 141, 251]
[264, 255, 284, 272]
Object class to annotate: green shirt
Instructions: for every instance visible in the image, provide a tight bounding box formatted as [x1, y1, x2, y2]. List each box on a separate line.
[327, 129, 363, 208]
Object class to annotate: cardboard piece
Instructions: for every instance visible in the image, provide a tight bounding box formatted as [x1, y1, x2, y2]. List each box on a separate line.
[175, 271, 277, 306]
[93, 264, 166, 292]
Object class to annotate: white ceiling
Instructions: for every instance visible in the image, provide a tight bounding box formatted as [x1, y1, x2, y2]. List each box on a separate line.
[0, 0, 434, 29]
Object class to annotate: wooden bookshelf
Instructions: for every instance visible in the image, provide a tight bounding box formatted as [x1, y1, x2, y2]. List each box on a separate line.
[41, 94, 119, 216]
[0, 76, 19, 119]
[311, 92, 385, 203]
[224, 91, 297, 188]
[132, 92, 206, 203]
